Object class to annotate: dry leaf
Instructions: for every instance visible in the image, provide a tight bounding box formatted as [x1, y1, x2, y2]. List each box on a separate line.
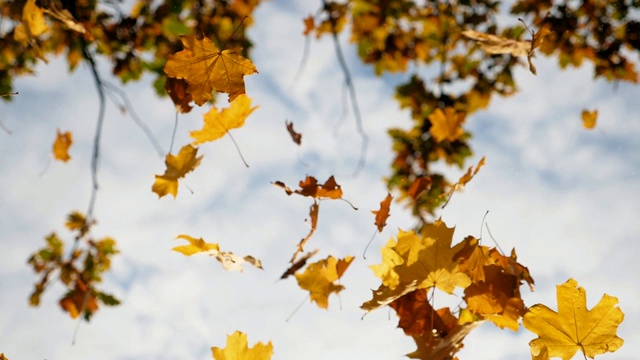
[165, 77, 193, 113]
[211, 331, 273, 360]
[285, 120, 302, 145]
[581, 109, 598, 129]
[52, 129, 72, 162]
[280, 249, 319, 279]
[295, 255, 354, 309]
[152, 144, 203, 198]
[164, 34, 258, 105]
[372, 193, 392, 232]
[428, 108, 465, 142]
[190, 94, 258, 145]
[174, 235, 262, 272]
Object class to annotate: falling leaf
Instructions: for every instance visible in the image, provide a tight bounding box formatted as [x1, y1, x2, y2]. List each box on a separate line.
[52, 129, 72, 162]
[372, 193, 392, 232]
[273, 175, 343, 200]
[174, 235, 262, 272]
[290, 202, 319, 263]
[581, 109, 598, 129]
[43, 4, 86, 34]
[285, 120, 302, 145]
[295, 255, 354, 309]
[59, 281, 98, 319]
[441, 156, 485, 206]
[533, 345, 550, 360]
[389, 289, 449, 336]
[362, 221, 471, 312]
[165, 77, 193, 113]
[428, 108, 465, 143]
[303, 15, 314, 36]
[190, 94, 258, 145]
[280, 249, 319, 279]
[407, 177, 431, 200]
[211, 331, 273, 360]
[164, 34, 258, 105]
[523, 278, 624, 360]
[461, 29, 530, 56]
[152, 144, 203, 198]
[0, 353, 8, 360]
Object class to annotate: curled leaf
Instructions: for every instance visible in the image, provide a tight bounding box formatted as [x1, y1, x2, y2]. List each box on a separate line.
[152, 144, 203, 198]
[52, 129, 72, 162]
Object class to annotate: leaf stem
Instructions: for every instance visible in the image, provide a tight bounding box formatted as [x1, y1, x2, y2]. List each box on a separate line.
[226, 131, 249, 167]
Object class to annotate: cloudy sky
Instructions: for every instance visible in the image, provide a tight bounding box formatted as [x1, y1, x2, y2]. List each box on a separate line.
[1, 1, 639, 359]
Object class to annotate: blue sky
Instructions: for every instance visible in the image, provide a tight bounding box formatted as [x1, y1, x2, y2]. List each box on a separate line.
[1, 1, 639, 359]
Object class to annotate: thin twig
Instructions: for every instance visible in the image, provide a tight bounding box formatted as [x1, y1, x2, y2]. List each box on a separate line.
[484, 222, 506, 255]
[82, 44, 105, 222]
[226, 131, 249, 167]
[322, 0, 368, 175]
[290, 33, 311, 90]
[285, 294, 309, 322]
[478, 210, 489, 242]
[332, 80, 349, 135]
[363, 228, 378, 259]
[169, 112, 178, 154]
[103, 82, 165, 157]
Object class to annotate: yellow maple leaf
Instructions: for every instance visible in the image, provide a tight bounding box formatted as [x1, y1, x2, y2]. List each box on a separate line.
[428, 107, 465, 143]
[52, 129, 72, 162]
[152, 144, 203, 198]
[164, 35, 258, 105]
[190, 94, 258, 145]
[523, 278, 624, 360]
[211, 331, 273, 360]
[295, 255, 354, 309]
[14, 0, 48, 43]
[581, 109, 598, 129]
[173, 235, 262, 272]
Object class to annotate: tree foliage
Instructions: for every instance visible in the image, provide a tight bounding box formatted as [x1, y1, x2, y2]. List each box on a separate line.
[0, 0, 634, 358]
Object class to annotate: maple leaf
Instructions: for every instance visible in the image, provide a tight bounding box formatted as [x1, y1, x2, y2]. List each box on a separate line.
[165, 77, 193, 113]
[190, 94, 258, 145]
[52, 129, 72, 162]
[303, 15, 314, 36]
[164, 34, 258, 105]
[523, 278, 624, 360]
[174, 235, 262, 272]
[407, 307, 484, 360]
[289, 202, 319, 263]
[59, 281, 98, 319]
[285, 120, 302, 145]
[152, 144, 203, 198]
[408, 177, 431, 200]
[0, 353, 8, 360]
[581, 109, 598, 129]
[362, 222, 471, 312]
[372, 193, 392, 232]
[295, 255, 354, 309]
[14, 0, 48, 43]
[428, 108, 465, 143]
[273, 175, 343, 200]
[211, 331, 273, 360]
[389, 289, 448, 336]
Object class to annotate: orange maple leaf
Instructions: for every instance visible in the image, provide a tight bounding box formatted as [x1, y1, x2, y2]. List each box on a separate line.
[164, 34, 258, 105]
[152, 144, 203, 198]
[441, 156, 485, 207]
[211, 331, 273, 360]
[523, 278, 624, 360]
[303, 15, 314, 36]
[581, 109, 598, 129]
[273, 175, 343, 200]
[428, 108, 465, 143]
[173, 235, 262, 272]
[407, 177, 431, 200]
[190, 94, 258, 145]
[52, 129, 72, 162]
[295, 255, 354, 309]
[165, 77, 193, 114]
[389, 289, 448, 336]
[372, 193, 392, 232]
[59, 281, 98, 319]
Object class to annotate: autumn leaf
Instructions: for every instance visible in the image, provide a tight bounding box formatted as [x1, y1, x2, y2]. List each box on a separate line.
[152, 144, 203, 198]
[289, 203, 319, 263]
[43, 4, 86, 34]
[362, 221, 471, 312]
[0, 353, 8, 360]
[59, 281, 98, 319]
[441, 156, 485, 207]
[174, 235, 262, 272]
[190, 94, 258, 145]
[389, 289, 448, 336]
[52, 129, 72, 162]
[372, 193, 392, 232]
[211, 331, 273, 360]
[164, 34, 258, 105]
[428, 108, 465, 143]
[165, 77, 193, 113]
[581, 109, 598, 129]
[303, 15, 314, 36]
[461, 29, 530, 56]
[285, 120, 302, 145]
[407, 177, 431, 200]
[273, 175, 343, 200]
[523, 278, 624, 360]
[14, 0, 48, 43]
[295, 255, 354, 309]
[280, 249, 319, 279]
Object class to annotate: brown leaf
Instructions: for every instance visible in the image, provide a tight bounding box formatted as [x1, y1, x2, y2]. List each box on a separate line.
[280, 249, 319, 279]
[389, 289, 449, 336]
[290, 202, 319, 263]
[285, 120, 302, 145]
[273, 176, 343, 200]
[408, 177, 431, 200]
[372, 193, 392, 232]
[165, 77, 193, 113]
